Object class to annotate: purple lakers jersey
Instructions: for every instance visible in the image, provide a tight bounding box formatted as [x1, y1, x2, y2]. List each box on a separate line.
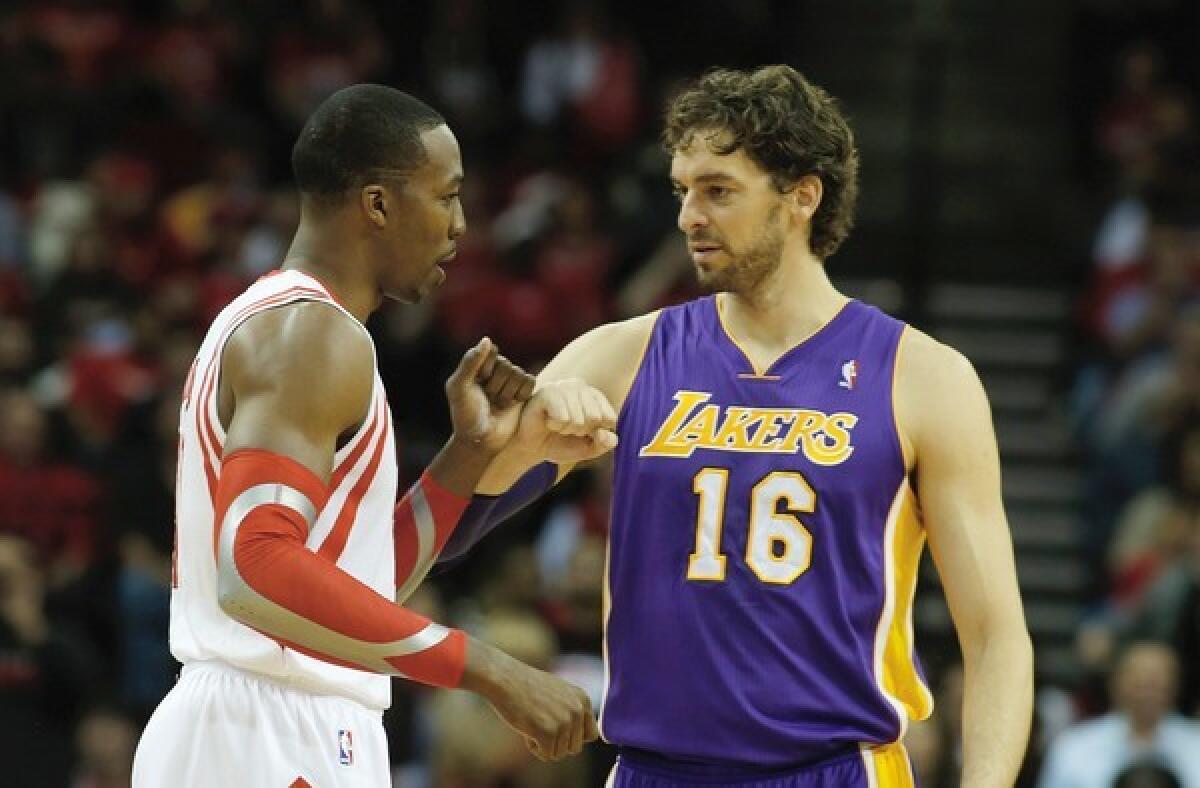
[600, 295, 933, 767]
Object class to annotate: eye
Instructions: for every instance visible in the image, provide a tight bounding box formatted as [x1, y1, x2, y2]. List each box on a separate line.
[707, 185, 730, 200]
[441, 192, 461, 205]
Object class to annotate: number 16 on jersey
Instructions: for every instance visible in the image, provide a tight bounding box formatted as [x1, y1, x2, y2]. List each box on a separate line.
[688, 468, 815, 585]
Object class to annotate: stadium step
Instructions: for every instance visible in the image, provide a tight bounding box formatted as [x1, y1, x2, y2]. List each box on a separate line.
[1008, 507, 1082, 553]
[995, 418, 1074, 461]
[918, 593, 1084, 645]
[1003, 466, 1083, 507]
[935, 326, 1065, 369]
[927, 284, 1071, 325]
[982, 375, 1056, 416]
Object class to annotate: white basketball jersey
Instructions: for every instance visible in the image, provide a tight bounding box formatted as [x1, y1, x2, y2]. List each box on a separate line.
[171, 269, 397, 710]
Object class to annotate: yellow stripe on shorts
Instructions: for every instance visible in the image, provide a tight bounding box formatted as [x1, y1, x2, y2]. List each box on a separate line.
[860, 743, 915, 788]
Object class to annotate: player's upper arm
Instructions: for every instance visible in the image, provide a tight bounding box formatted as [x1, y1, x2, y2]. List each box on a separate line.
[537, 311, 660, 414]
[221, 301, 375, 483]
[895, 329, 1029, 649]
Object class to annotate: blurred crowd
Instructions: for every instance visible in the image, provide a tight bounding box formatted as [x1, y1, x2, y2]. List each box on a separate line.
[1026, 2, 1200, 788]
[4, 0, 1200, 786]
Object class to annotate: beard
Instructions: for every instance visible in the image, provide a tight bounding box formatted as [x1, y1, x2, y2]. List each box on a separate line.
[694, 203, 785, 294]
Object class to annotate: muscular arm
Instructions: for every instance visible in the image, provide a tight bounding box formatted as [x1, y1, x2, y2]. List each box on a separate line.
[897, 329, 1034, 788]
[216, 303, 468, 684]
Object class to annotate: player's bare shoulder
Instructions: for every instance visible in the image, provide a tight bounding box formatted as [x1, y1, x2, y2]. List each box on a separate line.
[894, 325, 992, 464]
[896, 326, 979, 388]
[221, 301, 375, 444]
[540, 310, 661, 412]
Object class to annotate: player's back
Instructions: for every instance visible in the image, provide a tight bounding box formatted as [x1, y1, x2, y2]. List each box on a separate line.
[602, 295, 932, 768]
[171, 269, 397, 710]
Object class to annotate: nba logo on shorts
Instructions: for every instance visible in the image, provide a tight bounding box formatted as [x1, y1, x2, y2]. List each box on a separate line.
[337, 729, 353, 766]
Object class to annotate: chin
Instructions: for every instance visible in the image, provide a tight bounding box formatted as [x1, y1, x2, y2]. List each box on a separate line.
[380, 285, 423, 305]
[694, 267, 733, 294]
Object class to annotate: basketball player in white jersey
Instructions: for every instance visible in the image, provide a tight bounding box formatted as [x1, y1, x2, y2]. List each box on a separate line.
[133, 85, 616, 787]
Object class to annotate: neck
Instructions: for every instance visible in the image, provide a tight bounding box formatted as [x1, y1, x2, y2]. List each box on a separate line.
[282, 211, 380, 323]
[721, 245, 847, 350]
[1127, 713, 1162, 741]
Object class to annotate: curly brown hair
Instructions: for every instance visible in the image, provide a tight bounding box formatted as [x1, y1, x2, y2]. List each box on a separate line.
[663, 65, 859, 260]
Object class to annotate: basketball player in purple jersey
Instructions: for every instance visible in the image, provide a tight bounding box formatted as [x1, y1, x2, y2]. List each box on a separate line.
[452, 65, 1033, 787]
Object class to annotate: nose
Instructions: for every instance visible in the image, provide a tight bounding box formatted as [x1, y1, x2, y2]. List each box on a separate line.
[677, 191, 709, 234]
[449, 200, 466, 240]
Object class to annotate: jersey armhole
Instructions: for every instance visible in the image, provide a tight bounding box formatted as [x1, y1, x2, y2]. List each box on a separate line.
[891, 325, 915, 476]
[614, 310, 665, 431]
[210, 297, 377, 456]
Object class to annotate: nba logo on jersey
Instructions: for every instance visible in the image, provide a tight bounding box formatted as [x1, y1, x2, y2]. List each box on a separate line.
[337, 729, 353, 766]
[839, 359, 859, 390]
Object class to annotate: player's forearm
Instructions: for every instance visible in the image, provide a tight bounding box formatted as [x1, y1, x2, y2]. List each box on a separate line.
[219, 519, 466, 685]
[476, 442, 543, 494]
[959, 625, 1034, 788]
[393, 471, 469, 602]
[458, 633, 521, 699]
[437, 462, 558, 565]
[427, 434, 503, 498]
[215, 450, 467, 687]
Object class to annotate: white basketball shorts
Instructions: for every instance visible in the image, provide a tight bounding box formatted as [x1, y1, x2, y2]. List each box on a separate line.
[133, 661, 389, 787]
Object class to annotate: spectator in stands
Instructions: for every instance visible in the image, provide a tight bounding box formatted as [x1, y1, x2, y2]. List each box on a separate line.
[545, 533, 615, 785]
[107, 393, 179, 720]
[72, 705, 138, 788]
[473, 543, 543, 618]
[1096, 43, 1166, 173]
[1091, 214, 1200, 363]
[1038, 642, 1200, 787]
[0, 388, 103, 588]
[1109, 421, 1200, 604]
[534, 180, 615, 346]
[0, 316, 35, 386]
[536, 464, 612, 596]
[0, 534, 98, 787]
[265, 0, 387, 128]
[1093, 304, 1200, 526]
[1125, 501, 1200, 715]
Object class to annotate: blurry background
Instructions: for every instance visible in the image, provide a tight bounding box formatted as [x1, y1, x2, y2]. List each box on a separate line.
[0, 0, 1198, 786]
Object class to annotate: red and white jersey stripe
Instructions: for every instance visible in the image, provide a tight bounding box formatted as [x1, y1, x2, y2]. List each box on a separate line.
[171, 269, 398, 710]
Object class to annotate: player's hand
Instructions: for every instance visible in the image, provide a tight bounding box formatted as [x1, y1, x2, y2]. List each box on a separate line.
[508, 379, 618, 465]
[445, 337, 536, 455]
[481, 653, 599, 761]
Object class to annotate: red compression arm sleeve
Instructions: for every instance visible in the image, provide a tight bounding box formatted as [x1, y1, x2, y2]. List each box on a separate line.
[393, 471, 470, 601]
[214, 449, 466, 688]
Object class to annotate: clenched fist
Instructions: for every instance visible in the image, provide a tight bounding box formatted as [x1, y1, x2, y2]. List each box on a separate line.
[461, 635, 599, 761]
[444, 337, 536, 454]
[507, 379, 619, 466]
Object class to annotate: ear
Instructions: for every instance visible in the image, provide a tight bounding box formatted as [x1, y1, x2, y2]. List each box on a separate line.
[787, 174, 823, 224]
[361, 185, 388, 229]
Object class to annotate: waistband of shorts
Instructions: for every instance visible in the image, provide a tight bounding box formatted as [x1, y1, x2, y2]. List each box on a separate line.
[616, 745, 866, 782]
[180, 660, 382, 712]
